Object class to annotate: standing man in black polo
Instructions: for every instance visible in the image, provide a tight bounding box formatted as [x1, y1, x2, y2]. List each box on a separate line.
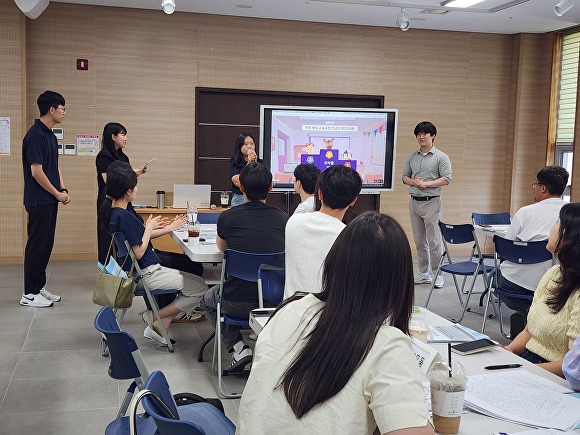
[20, 91, 70, 308]
[402, 121, 452, 289]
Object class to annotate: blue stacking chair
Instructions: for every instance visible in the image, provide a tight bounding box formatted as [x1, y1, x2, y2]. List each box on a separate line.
[481, 236, 552, 338]
[198, 249, 284, 398]
[257, 265, 285, 308]
[424, 221, 494, 323]
[135, 370, 235, 435]
[112, 233, 179, 352]
[471, 212, 511, 226]
[95, 307, 157, 435]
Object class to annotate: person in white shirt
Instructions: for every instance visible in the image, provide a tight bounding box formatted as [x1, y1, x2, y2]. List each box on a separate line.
[284, 165, 362, 299]
[292, 163, 320, 215]
[564, 336, 580, 391]
[498, 165, 569, 336]
[238, 212, 433, 435]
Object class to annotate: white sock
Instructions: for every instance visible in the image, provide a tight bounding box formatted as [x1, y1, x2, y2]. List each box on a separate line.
[232, 340, 245, 354]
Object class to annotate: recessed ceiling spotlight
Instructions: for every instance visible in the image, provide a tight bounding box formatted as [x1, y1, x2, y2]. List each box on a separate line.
[421, 9, 450, 15]
[236, 4, 253, 8]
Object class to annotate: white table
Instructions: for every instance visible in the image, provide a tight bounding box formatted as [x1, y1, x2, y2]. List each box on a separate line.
[250, 306, 578, 434]
[170, 226, 223, 263]
[171, 226, 223, 284]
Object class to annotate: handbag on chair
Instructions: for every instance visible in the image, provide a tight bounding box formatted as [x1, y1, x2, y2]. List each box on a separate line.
[93, 235, 136, 309]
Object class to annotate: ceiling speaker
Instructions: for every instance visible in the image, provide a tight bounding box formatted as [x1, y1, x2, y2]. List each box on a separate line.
[14, 0, 49, 19]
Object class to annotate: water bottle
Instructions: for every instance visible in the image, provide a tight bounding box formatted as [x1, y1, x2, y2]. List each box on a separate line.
[156, 190, 166, 209]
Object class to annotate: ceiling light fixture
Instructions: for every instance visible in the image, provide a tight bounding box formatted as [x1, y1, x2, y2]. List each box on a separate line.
[161, 0, 175, 14]
[441, 0, 486, 7]
[397, 8, 410, 31]
[554, 0, 574, 16]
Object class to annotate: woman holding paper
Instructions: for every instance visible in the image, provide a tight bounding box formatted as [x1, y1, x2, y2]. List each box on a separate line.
[98, 161, 208, 346]
[238, 212, 433, 435]
[96, 122, 146, 264]
[505, 202, 580, 377]
[229, 132, 258, 207]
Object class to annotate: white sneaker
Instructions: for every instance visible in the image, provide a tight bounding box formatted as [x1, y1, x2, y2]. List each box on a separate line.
[434, 275, 445, 289]
[40, 287, 61, 302]
[20, 293, 53, 308]
[414, 272, 432, 285]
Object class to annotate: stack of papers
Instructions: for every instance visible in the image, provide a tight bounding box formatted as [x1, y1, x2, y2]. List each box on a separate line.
[465, 371, 580, 431]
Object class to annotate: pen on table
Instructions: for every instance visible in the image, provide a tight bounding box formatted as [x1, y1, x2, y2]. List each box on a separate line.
[484, 364, 522, 370]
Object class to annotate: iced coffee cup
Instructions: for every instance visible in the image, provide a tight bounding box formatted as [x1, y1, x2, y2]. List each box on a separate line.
[428, 361, 467, 434]
[188, 223, 201, 245]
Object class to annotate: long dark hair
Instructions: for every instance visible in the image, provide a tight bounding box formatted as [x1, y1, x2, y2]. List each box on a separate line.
[101, 122, 128, 159]
[97, 160, 137, 231]
[231, 132, 255, 167]
[275, 211, 414, 418]
[546, 202, 580, 312]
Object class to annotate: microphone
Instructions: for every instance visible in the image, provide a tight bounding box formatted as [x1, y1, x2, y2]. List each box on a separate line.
[247, 148, 256, 162]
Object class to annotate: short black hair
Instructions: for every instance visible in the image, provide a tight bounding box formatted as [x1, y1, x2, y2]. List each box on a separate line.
[293, 164, 321, 194]
[37, 91, 65, 117]
[537, 166, 569, 196]
[316, 165, 362, 210]
[413, 121, 437, 137]
[239, 162, 272, 201]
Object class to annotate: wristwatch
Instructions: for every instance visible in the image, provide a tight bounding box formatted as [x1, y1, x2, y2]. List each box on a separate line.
[60, 188, 68, 193]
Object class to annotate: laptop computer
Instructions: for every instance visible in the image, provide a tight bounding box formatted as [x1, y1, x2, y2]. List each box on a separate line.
[172, 184, 211, 209]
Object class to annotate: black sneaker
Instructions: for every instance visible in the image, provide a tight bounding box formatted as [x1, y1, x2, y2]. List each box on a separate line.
[229, 345, 252, 373]
[510, 311, 526, 338]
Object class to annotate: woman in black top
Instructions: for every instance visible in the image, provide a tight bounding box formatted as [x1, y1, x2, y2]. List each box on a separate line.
[96, 122, 146, 264]
[229, 132, 258, 207]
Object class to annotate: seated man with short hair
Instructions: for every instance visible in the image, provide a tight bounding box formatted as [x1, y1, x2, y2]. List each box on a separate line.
[201, 162, 288, 372]
[284, 165, 362, 299]
[292, 163, 321, 215]
[498, 165, 569, 336]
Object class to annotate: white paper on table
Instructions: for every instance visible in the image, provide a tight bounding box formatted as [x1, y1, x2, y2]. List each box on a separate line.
[428, 325, 476, 342]
[465, 371, 579, 431]
[492, 430, 578, 435]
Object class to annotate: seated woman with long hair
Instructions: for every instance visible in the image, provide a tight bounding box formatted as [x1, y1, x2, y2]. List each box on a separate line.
[98, 160, 208, 346]
[505, 202, 580, 376]
[238, 211, 433, 435]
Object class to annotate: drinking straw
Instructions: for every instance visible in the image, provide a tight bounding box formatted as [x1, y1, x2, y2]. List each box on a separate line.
[448, 343, 452, 378]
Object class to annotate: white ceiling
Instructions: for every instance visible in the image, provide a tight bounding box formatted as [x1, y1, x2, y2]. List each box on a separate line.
[50, 0, 580, 34]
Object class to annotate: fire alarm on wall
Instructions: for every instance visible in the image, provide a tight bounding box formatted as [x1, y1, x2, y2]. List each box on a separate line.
[77, 59, 88, 70]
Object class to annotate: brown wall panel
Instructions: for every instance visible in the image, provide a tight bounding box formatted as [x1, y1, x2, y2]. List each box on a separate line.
[0, 0, 559, 261]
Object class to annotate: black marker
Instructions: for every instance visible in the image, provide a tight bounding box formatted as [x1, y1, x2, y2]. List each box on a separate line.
[484, 364, 522, 370]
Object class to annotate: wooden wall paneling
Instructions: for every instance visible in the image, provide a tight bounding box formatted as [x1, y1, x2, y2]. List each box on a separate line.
[461, 33, 513, 221]
[0, 0, 25, 261]
[509, 34, 554, 213]
[2, 2, 555, 261]
[196, 15, 297, 91]
[547, 33, 563, 166]
[571, 41, 580, 202]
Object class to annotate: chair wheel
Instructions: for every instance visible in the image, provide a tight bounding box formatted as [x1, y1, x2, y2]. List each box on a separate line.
[487, 314, 494, 319]
[466, 308, 473, 312]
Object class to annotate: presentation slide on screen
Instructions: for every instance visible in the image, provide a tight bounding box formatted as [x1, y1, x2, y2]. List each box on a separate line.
[268, 110, 388, 186]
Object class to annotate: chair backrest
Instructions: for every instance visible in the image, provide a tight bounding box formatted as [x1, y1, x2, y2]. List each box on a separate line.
[472, 212, 511, 225]
[197, 212, 220, 224]
[94, 307, 149, 383]
[438, 221, 476, 245]
[142, 371, 235, 435]
[257, 265, 285, 308]
[493, 236, 552, 265]
[223, 249, 285, 283]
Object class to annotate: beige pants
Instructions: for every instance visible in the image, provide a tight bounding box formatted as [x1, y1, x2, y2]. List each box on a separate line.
[409, 197, 443, 275]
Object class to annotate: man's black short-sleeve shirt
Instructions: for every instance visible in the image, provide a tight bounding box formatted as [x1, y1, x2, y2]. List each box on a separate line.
[22, 119, 60, 206]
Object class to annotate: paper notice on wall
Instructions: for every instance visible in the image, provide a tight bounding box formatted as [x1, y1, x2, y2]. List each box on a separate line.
[0, 117, 10, 155]
[77, 134, 99, 156]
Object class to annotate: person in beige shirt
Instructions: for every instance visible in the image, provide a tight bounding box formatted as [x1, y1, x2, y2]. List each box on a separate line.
[505, 202, 580, 377]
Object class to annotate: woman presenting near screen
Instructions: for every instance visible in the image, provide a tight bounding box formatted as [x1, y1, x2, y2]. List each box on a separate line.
[96, 122, 146, 264]
[229, 132, 258, 207]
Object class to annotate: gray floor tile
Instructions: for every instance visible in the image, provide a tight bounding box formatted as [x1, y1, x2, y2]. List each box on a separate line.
[0, 408, 118, 435]
[0, 259, 515, 433]
[0, 375, 118, 415]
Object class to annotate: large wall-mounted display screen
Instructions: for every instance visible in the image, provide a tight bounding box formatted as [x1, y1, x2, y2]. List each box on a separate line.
[259, 105, 398, 192]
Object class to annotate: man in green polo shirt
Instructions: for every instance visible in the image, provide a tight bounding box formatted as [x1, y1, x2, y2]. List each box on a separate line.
[402, 121, 452, 289]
